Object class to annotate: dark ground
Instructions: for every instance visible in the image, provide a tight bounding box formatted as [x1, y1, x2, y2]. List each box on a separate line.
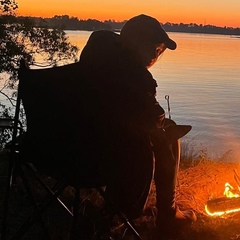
[1, 151, 240, 240]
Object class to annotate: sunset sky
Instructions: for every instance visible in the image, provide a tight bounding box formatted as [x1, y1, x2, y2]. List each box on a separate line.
[17, 0, 240, 28]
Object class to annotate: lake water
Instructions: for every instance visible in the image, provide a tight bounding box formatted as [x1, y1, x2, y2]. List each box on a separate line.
[1, 31, 240, 161]
[150, 32, 240, 161]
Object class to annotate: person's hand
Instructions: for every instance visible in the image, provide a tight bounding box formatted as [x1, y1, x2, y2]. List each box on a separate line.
[163, 124, 192, 144]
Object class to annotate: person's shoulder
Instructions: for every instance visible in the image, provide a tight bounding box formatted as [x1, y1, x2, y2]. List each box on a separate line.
[88, 30, 119, 43]
[83, 30, 120, 53]
[79, 30, 121, 72]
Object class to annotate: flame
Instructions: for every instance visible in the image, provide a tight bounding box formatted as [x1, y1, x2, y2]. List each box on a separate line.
[224, 182, 240, 198]
[205, 182, 240, 217]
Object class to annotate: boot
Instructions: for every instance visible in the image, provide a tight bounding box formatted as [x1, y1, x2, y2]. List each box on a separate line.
[155, 205, 197, 239]
[154, 209, 196, 240]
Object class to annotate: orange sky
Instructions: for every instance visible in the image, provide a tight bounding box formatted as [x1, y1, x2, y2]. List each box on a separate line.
[17, 0, 240, 28]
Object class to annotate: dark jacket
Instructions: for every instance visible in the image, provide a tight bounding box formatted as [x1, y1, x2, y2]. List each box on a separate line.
[79, 30, 165, 212]
[79, 30, 165, 134]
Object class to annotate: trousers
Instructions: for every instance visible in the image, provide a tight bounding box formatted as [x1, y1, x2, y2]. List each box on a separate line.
[105, 120, 180, 219]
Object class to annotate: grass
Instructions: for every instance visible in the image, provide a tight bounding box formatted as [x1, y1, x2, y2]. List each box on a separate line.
[1, 144, 240, 240]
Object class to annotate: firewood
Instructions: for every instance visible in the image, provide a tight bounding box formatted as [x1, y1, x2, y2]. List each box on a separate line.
[206, 197, 240, 214]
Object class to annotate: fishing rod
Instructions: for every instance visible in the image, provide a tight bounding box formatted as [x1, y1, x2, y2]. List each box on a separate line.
[165, 95, 171, 119]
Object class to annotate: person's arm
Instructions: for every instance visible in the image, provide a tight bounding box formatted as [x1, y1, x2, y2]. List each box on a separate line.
[127, 69, 166, 132]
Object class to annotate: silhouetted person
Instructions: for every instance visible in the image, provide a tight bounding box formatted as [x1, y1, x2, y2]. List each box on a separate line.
[79, 14, 196, 239]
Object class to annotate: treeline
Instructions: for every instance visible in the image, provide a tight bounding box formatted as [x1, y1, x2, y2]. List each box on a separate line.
[163, 22, 240, 36]
[15, 15, 240, 36]
[28, 15, 125, 31]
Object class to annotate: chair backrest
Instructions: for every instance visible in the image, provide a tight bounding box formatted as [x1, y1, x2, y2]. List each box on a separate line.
[18, 59, 104, 186]
[19, 60, 83, 140]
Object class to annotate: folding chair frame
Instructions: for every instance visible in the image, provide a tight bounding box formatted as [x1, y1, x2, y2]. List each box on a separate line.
[0, 59, 143, 240]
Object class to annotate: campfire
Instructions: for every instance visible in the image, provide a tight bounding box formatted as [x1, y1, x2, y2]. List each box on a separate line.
[205, 169, 240, 217]
[171, 161, 240, 218]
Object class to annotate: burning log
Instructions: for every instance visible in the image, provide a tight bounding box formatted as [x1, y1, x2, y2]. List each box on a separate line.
[206, 197, 240, 215]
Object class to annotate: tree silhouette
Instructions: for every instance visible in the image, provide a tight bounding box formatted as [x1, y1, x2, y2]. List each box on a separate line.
[0, 1, 79, 148]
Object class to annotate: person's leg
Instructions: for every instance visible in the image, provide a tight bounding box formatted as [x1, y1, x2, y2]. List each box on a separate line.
[151, 127, 196, 238]
[105, 130, 154, 219]
[154, 140, 179, 219]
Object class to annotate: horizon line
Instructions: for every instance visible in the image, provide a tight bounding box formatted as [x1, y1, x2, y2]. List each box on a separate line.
[15, 14, 240, 29]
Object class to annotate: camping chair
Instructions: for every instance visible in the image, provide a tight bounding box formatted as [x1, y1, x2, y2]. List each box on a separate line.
[0, 59, 143, 240]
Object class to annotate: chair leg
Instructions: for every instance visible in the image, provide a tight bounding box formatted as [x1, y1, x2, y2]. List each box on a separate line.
[9, 163, 83, 240]
[10, 181, 70, 240]
[9, 163, 51, 240]
[25, 163, 73, 216]
[117, 212, 143, 240]
[97, 188, 143, 240]
[69, 187, 80, 240]
[0, 155, 14, 240]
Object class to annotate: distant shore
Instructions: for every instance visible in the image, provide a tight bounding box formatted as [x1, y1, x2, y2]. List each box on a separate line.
[13, 15, 240, 36]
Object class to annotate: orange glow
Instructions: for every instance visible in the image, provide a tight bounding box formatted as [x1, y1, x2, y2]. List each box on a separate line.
[205, 183, 240, 217]
[16, 0, 240, 28]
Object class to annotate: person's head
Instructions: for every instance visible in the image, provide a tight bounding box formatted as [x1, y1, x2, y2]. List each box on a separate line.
[120, 14, 177, 68]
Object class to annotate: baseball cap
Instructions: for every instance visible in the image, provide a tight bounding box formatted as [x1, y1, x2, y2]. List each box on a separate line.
[120, 14, 177, 50]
